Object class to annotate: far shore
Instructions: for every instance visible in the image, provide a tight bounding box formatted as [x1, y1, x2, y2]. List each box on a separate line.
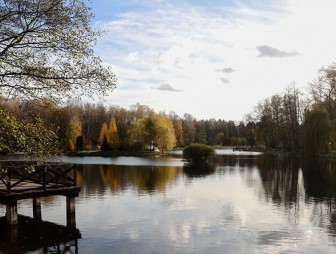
[66, 150, 163, 157]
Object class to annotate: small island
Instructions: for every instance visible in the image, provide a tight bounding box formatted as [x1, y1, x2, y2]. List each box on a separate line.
[183, 144, 216, 162]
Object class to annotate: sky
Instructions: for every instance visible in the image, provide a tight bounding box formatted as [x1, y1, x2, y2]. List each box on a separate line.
[90, 0, 336, 121]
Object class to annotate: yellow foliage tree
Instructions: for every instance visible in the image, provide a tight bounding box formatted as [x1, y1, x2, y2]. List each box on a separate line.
[127, 113, 176, 153]
[107, 117, 120, 149]
[99, 122, 109, 145]
[155, 115, 176, 153]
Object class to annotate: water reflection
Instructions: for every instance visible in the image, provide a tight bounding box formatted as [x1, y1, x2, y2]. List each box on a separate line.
[3, 154, 336, 253]
[183, 163, 216, 178]
[256, 154, 300, 206]
[302, 158, 336, 200]
[0, 215, 80, 254]
[77, 164, 182, 195]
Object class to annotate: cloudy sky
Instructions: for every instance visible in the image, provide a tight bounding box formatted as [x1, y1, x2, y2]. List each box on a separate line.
[91, 0, 336, 120]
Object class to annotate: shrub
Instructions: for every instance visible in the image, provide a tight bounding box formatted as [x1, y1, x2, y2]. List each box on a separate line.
[183, 144, 215, 162]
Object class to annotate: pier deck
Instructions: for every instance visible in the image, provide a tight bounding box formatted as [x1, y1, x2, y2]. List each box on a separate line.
[0, 162, 80, 226]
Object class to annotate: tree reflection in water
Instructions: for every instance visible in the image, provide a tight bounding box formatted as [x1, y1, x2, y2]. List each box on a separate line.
[78, 164, 182, 195]
[182, 162, 216, 178]
[0, 215, 80, 254]
[256, 154, 336, 236]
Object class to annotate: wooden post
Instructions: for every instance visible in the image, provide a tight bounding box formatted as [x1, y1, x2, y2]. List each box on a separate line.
[6, 225, 18, 244]
[6, 201, 18, 225]
[6, 169, 11, 194]
[74, 165, 77, 187]
[66, 196, 76, 228]
[33, 197, 42, 221]
[43, 166, 47, 190]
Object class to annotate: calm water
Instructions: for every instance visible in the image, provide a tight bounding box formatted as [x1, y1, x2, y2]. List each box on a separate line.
[2, 151, 336, 253]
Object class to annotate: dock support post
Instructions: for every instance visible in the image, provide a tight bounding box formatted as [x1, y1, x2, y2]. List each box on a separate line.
[6, 201, 18, 225]
[33, 197, 42, 221]
[6, 226, 18, 244]
[66, 196, 76, 228]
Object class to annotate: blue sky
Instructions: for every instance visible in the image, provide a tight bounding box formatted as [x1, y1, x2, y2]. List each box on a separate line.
[89, 0, 336, 120]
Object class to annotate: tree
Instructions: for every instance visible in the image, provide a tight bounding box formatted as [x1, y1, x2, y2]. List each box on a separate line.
[195, 120, 207, 144]
[0, 0, 116, 156]
[0, 107, 57, 157]
[107, 117, 120, 150]
[100, 135, 109, 151]
[0, 0, 116, 101]
[99, 122, 108, 145]
[303, 110, 331, 156]
[247, 128, 256, 148]
[127, 118, 145, 147]
[75, 135, 84, 151]
[144, 114, 157, 150]
[309, 62, 336, 119]
[127, 113, 176, 153]
[65, 119, 81, 151]
[169, 112, 184, 147]
[155, 115, 176, 153]
[183, 113, 196, 145]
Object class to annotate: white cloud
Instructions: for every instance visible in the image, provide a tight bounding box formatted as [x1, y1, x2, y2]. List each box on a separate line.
[94, 0, 336, 120]
[125, 51, 139, 64]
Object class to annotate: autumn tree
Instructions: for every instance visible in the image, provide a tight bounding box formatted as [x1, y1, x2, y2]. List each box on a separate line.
[107, 117, 120, 150]
[99, 123, 108, 145]
[0, 107, 57, 157]
[65, 118, 81, 151]
[127, 118, 144, 146]
[155, 115, 176, 153]
[168, 111, 184, 147]
[128, 113, 176, 153]
[108, 106, 130, 148]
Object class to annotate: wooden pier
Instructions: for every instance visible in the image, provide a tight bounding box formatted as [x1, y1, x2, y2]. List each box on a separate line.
[0, 162, 80, 227]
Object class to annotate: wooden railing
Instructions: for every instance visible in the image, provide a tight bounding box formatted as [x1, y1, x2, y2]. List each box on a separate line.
[0, 162, 77, 194]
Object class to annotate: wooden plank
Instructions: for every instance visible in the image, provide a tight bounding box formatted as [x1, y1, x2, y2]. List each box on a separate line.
[0, 187, 81, 204]
[0, 163, 80, 204]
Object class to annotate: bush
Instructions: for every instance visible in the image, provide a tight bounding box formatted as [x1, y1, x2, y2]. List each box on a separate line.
[183, 144, 215, 162]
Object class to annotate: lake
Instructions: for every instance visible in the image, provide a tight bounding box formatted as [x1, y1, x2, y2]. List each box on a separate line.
[1, 151, 336, 253]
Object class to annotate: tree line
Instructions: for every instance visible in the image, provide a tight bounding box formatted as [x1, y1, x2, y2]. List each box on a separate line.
[0, 99, 257, 153]
[250, 62, 336, 156]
